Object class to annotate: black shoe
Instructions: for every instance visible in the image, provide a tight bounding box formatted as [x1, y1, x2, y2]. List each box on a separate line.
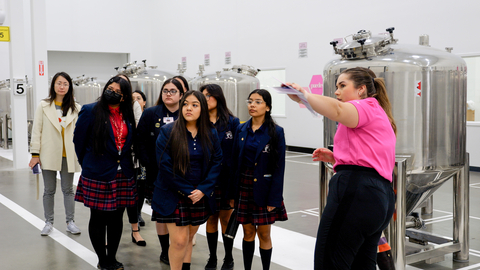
[205, 257, 217, 270]
[112, 260, 124, 270]
[221, 259, 234, 270]
[97, 263, 113, 270]
[160, 253, 170, 265]
[131, 230, 146, 246]
[138, 214, 145, 226]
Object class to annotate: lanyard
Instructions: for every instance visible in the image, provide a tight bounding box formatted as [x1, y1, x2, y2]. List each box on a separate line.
[110, 112, 124, 155]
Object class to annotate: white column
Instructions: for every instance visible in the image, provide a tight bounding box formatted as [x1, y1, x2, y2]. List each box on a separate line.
[30, 0, 48, 107]
[8, 0, 29, 169]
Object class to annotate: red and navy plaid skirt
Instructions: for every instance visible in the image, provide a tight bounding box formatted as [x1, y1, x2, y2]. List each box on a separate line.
[214, 184, 234, 212]
[75, 172, 137, 211]
[237, 168, 288, 225]
[152, 195, 210, 226]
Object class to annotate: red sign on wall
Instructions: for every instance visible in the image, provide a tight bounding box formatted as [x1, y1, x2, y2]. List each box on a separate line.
[39, 61, 44, 76]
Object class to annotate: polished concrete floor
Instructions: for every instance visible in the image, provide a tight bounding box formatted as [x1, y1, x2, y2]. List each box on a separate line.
[0, 148, 479, 270]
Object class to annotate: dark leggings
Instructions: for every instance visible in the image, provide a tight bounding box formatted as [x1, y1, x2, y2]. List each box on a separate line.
[126, 169, 145, 224]
[89, 207, 125, 266]
[314, 165, 395, 270]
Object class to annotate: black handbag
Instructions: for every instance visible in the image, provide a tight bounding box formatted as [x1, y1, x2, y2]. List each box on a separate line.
[224, 209, 240, 239]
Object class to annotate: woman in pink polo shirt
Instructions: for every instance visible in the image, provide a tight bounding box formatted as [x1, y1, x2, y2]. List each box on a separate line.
[288, 67, 396, 270]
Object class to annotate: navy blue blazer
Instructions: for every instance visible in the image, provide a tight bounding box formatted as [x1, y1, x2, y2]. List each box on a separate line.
[152, 123, 223, 216]
[74, 102, 135, 180]
[216, 115, 240, 200]
[136, 104, 178, 168]
[232, 119, 286, 207]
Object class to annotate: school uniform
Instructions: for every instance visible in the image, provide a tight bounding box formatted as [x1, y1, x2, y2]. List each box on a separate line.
[213, 115, 240, 210]
[136, 104, 178, 200]
[73, 102, 136, 211]
[232, 119, 288, 225]
[151, 123, 223, 226]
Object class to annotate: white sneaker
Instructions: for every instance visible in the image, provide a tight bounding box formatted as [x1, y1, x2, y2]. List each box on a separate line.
[66, 221, 81, 235]
[41, 222, 53, 236]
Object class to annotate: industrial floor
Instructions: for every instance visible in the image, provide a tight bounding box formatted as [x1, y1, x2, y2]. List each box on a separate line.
[0, 148, 480, 270]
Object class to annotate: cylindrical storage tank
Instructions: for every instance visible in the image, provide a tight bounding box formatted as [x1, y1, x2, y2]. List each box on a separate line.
[73, 77, 104, 105]
[323, 29, 467, 215]
[0, 80, 10, 148]
[128, 68, 176, 108]
[190, 64, 260, 122]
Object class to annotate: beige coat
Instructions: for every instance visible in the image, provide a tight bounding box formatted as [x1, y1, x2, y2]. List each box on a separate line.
[30, 100, 81, 172]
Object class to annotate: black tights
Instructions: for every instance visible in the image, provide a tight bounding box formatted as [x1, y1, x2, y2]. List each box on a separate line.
[89, 208, 125, 266]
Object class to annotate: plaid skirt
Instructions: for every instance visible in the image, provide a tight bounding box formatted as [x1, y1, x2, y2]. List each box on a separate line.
[152, 195, 210, 226]
[237, 168, 288, 225]
[214, 184, 234, 212]
[75, 172, 137, 211]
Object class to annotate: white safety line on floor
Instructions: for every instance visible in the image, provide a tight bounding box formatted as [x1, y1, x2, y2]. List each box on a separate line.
[286, 159, 319, 166]
[285, 153, 312, 158]
[0, 194, 98, 268]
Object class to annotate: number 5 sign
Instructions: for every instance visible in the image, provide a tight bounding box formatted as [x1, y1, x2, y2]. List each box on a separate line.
[13, 79, 26, 96]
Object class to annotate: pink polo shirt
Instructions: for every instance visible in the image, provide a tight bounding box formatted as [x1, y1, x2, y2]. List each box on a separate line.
[333, 97, 396, 181]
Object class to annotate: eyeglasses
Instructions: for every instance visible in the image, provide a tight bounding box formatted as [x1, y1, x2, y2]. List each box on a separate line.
[56, 82, 69, 88]
[107, 88, 123, 96]
[162, 89, 178, 95]
[245, 100, 264, 105]
[204, 94, 212, 100]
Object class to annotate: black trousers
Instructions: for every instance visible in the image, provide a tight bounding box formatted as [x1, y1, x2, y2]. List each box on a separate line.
[314, 165, 395, 270]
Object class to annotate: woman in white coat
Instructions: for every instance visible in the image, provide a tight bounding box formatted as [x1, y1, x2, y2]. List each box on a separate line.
[29, 72, 82, 236]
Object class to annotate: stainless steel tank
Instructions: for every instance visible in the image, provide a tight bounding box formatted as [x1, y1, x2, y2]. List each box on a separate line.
[73, 76, 103, 105]
[117, 60, 176, 108]
[323, 28, 467, 216]
[190, 64, 260, 122]
[0, 80, 10, 148]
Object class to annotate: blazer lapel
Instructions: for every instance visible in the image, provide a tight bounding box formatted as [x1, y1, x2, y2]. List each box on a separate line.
[43, 102, 62, 133]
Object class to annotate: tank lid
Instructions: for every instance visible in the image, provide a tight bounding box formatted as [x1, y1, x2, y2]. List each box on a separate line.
[230, 65, 260, 77]
[330, 28, 397, 60]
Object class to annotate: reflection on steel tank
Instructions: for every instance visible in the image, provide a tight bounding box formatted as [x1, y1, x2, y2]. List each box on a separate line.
[189, 64, 260, 122]
[116, 60, 176, 108]
[73, 76, 104, 105]
[323, 28, 466, 216]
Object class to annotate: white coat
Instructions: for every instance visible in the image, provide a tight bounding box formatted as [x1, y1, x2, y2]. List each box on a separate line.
[30, 100, 81, 173]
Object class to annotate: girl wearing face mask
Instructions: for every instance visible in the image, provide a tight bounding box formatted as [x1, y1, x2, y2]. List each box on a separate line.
[136, 78, 185, 265]
[152, 90, 222, 270]
[74, 75, 136, 270]
[29, 71, 82, 237]
[200, 84, 240, 270]
[231, 89, 288, 270]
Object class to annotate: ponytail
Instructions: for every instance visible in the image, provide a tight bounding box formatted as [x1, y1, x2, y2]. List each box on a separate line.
[341, 67, 397, 135]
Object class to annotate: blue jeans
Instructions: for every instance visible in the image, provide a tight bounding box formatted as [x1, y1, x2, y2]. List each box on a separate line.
[42, 157, 75, 223]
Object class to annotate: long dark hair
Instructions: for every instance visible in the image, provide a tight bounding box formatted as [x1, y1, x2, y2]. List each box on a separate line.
[199, 84, 234, 131]
[168, 90, 213, 176]
[46, 72, 77, 116]
[173, 75, 190, 91]
[92, 75, 135, 155]
[341, 67, 397, 135]
[248, 89, 279, 171]
[155, 78, 185, 106]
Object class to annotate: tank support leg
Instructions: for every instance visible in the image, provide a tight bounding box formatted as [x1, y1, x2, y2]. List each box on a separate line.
[453, 153, 469, 262]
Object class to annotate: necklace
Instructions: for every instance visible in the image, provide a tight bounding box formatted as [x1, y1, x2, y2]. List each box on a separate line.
[110, 111, 124, 155]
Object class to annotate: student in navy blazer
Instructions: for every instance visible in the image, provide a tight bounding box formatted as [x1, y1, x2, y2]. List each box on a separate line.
[73, 75, 136, 270]
[152, 90, 222, 270]
[200, 84, 240, 270]
[231, 89, 287, 270]
[136, 78, 185, 264]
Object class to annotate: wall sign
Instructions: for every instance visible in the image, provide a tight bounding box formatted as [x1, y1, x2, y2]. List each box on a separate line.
[299, 42, 308, 58]
[39, 61, 45, 76]
[0, 26, 10, 42]
[204, 54, 210, 66]
[225, 52, 231, 65]
[182, 57, 187, 69]
[13, 79, 26, 96]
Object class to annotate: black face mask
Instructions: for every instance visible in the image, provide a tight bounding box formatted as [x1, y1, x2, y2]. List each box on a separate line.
[104, 89, 122, 105]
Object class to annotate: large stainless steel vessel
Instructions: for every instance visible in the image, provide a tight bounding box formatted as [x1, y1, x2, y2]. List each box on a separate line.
[117, 60, 176, 108]
[323, 28, 467, 216]
[190, 64, 260, 122]
[73, 76, 104, 105]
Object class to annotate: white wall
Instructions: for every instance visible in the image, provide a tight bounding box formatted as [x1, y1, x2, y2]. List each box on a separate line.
[2, 0, 480, 162]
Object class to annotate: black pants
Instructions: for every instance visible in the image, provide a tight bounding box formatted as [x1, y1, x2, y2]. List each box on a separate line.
[126, 168, 145, 223]
[314, 165, 395, 270]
